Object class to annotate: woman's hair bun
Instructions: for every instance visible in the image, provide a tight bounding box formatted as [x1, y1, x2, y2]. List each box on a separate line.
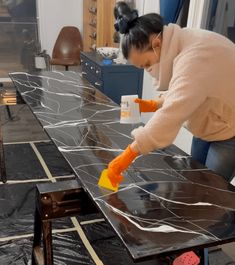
[114, 2, 139, 34]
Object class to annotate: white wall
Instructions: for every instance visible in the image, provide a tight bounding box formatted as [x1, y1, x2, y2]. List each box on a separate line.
[37, 0, 83, 56]
[135, 0, 160, 15]
[187, 0, 208, 29]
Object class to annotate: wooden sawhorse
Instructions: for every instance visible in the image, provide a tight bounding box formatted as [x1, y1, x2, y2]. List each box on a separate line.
[32, 180, 98, 265]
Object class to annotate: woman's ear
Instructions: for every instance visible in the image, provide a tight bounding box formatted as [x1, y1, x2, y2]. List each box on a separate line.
[152, 35, 161, 49]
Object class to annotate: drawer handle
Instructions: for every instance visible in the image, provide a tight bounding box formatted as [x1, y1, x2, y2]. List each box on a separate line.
[95, 82, 101, 86]
[82, 71, 87, 75]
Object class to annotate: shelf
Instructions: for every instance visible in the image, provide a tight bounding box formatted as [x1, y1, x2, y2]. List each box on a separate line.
[88, 9, 97, 14]
[89, 23, 97, 28]
[89, 35, 96, 40]
[83, 0, 117, 52]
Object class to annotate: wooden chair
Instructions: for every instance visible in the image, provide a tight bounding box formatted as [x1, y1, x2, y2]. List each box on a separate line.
[50, 26, 83, 71]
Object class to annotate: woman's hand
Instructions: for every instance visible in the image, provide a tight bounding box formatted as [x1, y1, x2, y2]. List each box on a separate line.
[107, 145, 138, 187]
[134, 98, 158, 112]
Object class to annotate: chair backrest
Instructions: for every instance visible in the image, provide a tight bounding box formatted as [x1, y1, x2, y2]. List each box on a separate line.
[52, 26, 83, 61]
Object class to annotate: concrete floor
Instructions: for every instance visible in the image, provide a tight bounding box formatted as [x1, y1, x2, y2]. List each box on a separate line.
[222, 242, 235, 261]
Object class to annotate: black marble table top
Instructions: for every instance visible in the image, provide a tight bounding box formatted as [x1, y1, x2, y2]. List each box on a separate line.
[10, 71, 235, 261]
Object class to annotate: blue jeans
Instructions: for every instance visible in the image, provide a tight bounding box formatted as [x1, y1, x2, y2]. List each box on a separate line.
[191, 136, 235, 182]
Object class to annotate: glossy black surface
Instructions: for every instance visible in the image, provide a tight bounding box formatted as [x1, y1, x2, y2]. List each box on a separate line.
[10, 71, 235, 261]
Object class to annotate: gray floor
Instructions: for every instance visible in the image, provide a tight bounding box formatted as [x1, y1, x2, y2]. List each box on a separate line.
[1, 81, 235, 264]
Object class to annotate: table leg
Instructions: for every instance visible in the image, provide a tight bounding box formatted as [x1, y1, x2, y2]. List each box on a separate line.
[0, 115, 7, 183]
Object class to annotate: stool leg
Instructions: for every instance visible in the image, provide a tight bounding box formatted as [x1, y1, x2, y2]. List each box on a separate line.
[42, 220, 53, 265]
[6, 106, 13, 120]
[0, 122, 7, 183]
[65, 65, 69, 71]
[32, 208, 53, 265]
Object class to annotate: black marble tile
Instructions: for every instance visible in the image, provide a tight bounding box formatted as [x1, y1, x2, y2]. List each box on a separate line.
[82, 221, 163, 265]
[10, 71, 235, 261]
[96, 181, 235, 259]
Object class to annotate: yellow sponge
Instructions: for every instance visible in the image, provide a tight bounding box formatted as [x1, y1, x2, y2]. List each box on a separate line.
[98, 169, 118, 192]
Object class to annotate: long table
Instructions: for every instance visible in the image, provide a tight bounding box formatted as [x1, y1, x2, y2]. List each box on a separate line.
[10, 71, 235, 262]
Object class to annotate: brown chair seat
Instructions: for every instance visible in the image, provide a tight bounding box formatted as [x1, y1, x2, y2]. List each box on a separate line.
[50, 26, 83, 70]
[50, 58, 79, 66]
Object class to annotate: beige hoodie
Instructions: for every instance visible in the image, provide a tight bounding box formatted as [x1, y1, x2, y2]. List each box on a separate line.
[132, 24, 235, 154]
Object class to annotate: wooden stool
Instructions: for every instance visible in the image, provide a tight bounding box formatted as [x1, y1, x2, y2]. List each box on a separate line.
[31, 180, 98, 265]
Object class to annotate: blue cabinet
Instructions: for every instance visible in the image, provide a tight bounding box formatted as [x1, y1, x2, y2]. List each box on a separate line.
[80, 52, 143, 104]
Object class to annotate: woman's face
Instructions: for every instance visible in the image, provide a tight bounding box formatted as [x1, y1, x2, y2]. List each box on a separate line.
[128, 34, 162, 70]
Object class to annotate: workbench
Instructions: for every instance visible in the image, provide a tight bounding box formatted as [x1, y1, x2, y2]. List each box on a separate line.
[10, 71, 235, 264]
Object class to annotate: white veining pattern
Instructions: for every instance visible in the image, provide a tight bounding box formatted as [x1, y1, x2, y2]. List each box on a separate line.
[10, 71, 235, 259]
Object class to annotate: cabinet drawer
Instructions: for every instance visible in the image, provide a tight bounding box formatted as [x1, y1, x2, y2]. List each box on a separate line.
[81, 52, 144, 105]
[82, 71, 103, 92]
[94, 65, 102, 78]
[81, 55, 102, 78]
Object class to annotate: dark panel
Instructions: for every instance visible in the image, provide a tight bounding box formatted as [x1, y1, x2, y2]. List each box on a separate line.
[0, 0, 38, 77]
[5, 143, 47, 179]
[35, 142, 74, 177]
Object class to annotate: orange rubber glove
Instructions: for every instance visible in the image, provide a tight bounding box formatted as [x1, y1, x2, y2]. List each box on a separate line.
[107, 145, 138, 187]
[134, 98, 158, 112]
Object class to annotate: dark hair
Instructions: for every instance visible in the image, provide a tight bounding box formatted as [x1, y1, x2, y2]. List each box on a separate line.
[121, 13, 163, 59]
[114, 1, 139, 35]
[114, 1, 132, 20]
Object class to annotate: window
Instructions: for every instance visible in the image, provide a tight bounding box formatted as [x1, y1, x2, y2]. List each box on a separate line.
[0, 0, 38, 78]
[205, 0, 235, 42]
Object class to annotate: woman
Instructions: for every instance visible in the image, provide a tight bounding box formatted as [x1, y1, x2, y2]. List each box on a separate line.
[107, 8, 235, 188]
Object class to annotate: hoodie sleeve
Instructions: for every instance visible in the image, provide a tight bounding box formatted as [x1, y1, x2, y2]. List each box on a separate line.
[131, 52, 212, 154]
